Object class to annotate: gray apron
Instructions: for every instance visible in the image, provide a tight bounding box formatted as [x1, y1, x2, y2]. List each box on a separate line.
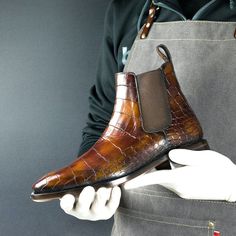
[111, 21, 236, 236]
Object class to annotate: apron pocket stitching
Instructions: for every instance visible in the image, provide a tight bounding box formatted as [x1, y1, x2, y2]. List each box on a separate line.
[117, 211, 210, 229]
[126, 190, 236, 206]
[137, 38, 236, 42]
[151, 21, 236, 25]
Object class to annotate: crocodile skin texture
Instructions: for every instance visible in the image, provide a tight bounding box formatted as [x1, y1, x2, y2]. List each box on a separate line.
[32, 61, 203, 195]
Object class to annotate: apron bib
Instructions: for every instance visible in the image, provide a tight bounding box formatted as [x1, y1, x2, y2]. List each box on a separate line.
[111, 21, 236, 236]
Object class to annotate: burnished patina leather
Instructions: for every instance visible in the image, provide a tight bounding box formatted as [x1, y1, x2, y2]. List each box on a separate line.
[31, 45, 208, 201]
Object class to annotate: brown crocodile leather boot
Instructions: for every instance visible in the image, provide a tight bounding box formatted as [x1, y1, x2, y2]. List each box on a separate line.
[31, 44, 209, 202]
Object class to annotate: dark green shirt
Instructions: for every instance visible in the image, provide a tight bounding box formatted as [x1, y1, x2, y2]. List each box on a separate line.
[78, 0, 236, 156]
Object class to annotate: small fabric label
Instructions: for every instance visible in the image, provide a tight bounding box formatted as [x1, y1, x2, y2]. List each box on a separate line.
[122, 47, 130, 66]
[213, 231, 220, 236]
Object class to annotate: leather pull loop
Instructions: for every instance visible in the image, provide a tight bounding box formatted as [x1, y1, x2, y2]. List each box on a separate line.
[156, 44, 172, 63]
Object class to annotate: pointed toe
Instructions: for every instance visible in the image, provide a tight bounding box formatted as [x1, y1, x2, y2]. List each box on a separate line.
[32, 172, 61, 194]
[32, 178, 47, 192]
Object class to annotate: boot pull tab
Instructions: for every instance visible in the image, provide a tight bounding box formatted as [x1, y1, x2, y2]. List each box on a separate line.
[156, 44, 172, 63]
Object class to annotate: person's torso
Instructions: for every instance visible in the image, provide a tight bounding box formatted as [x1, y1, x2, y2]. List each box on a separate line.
[114, 0, 236, 71]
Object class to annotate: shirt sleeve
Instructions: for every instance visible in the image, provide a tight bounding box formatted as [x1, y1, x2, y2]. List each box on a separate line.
[77, 0, 118, 156]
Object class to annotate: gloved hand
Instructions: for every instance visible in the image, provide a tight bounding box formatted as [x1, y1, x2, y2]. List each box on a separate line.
[60, 149, 236, 221]
[124, 149, 236, 202]
[60, 186, 121, 221]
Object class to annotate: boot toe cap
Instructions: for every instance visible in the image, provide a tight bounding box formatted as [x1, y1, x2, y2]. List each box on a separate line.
[32, 166, 94, 194]
[32, 172, 61, 194]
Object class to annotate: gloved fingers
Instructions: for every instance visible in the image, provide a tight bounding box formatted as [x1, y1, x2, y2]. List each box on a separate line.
[123, 153, 236, 203]
[60, 194, 76, 212]
[106, 186, 121, 212]
[172, 173, 234, 201]
[59, 193, 84, 219]
[74, 186, 96, 213]
[59, 186, 120, 220]
[91, 187, 112, 214]
[123, 169, 177, 189]
[123, 166, 220, 199]
[168, 149, 234, 167]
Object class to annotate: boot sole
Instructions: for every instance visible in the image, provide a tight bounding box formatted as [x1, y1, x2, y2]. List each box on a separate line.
[31, 139, 209, 202]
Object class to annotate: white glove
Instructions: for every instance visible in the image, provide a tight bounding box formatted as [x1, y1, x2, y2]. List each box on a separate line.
[124, 149, 236, 202]
[60, 186, 121, 221]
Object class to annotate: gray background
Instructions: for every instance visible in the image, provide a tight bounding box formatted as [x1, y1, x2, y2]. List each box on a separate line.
[0, 0, 114, 235]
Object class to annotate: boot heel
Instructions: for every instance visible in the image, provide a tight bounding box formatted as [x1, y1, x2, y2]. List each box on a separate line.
[155, 139, 210, 170]
[169, 139, 210, 168]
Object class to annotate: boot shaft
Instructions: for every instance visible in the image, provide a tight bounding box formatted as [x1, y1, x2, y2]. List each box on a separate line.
[110, 44, 203, 145]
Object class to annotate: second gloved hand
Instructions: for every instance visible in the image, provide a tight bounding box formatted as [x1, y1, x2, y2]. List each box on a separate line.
[124, 149, 236, 202]
[60, 186, 121, 221]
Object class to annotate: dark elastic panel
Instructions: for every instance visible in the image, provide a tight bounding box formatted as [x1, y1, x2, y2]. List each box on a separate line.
[135, 69, 172, 133]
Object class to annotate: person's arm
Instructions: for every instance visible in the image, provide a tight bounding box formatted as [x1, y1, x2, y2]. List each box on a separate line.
[78, 0, 118, 156]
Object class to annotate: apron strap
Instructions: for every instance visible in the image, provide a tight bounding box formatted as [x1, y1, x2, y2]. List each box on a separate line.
[156, 44, 172, 63]
[140, 2, 160, 39]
